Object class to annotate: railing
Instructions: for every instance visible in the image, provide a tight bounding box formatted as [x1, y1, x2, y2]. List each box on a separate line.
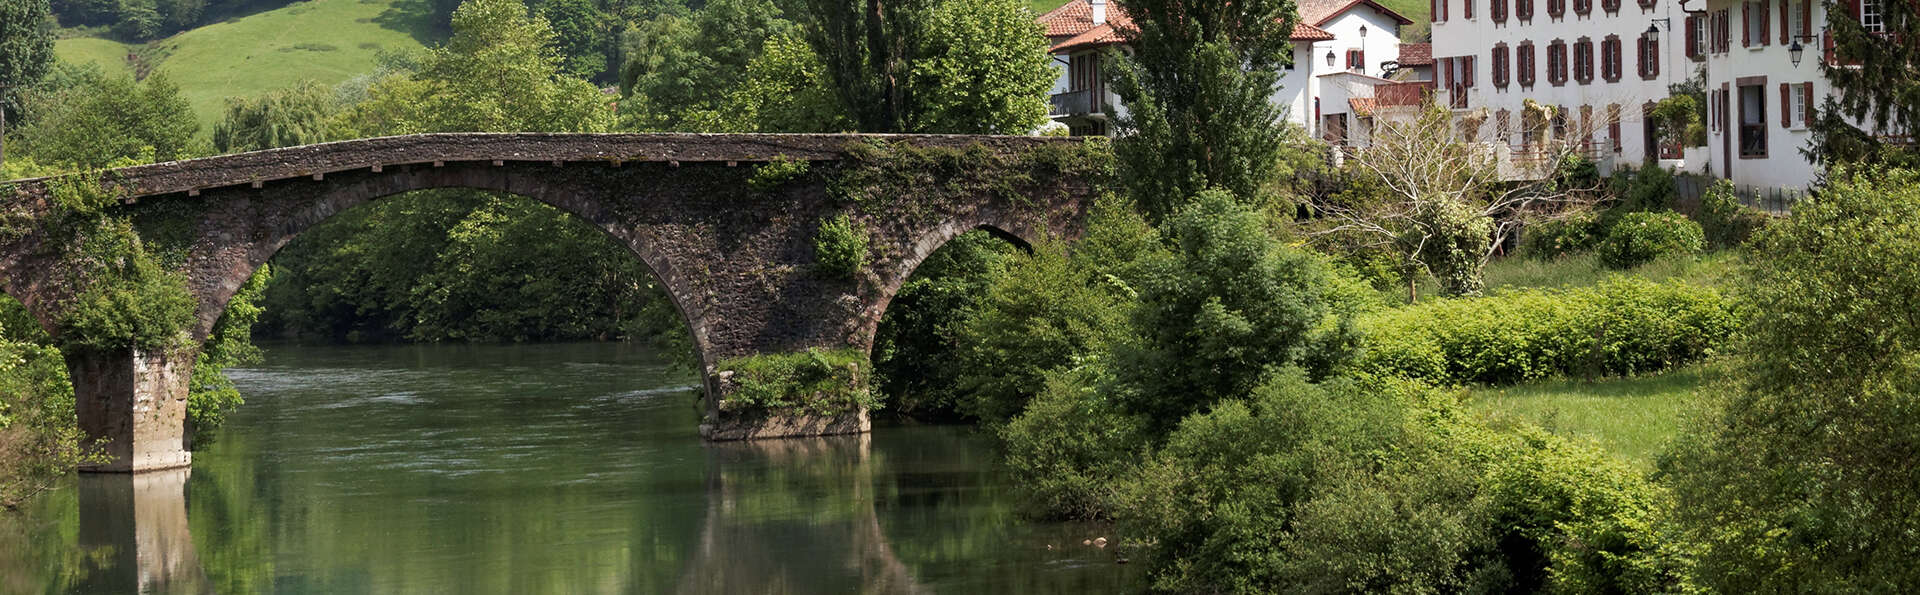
[1050, 90, 1104, 117]
[1376, 81, 1435, 107]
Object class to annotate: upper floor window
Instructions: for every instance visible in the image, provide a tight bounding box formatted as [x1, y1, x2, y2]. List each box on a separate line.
[1713, 9, 1732, 52]
[1862, 0, 1886, 33]
[1517, 0, 1535, 20]
[1492, 0, 1509, 22]
[1637, 34, 1660, 79]
[1574, 0, 1591, 15]
[1493, 44, 1511, 88]
[1602, 0, 1619, 13]
[1602, 35, 1623, 81]
[1548, 40, 1568, 85]
[1548, 0, 1566, 17]
[1347, 49, 1367, 72]
[1518, 42, 1537, 86]
[1743, 0, 1771, 46]
[1574, 38, 1595, 84]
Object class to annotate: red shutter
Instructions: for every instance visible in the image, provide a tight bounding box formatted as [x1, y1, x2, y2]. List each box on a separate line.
[1441, 58, 1452, 87]
[1780, 83, 1791, 128]
[1650, 38, 1659, 77]
[1432, 0, 1439, 22]
[1801, 0, 1811, 35]
[1759, 0, 1770, 45]
[1743, 2, 1751, 47]
[1779, 0, 1789, 45]
[1803, 83, 1815, 125]
[1466, 0, 1475, 19]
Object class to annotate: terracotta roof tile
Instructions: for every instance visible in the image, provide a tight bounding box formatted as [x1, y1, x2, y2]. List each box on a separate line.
[1398, 42, 1432, 66]
[1038, 0, 1380, 51]
[1349, 97, 1380, 115]
[1292, 23, 1336, 41]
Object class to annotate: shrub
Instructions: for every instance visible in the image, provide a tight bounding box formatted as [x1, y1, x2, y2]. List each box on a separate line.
[812, 213, 869, 278]
[715, 348, 877, 416]
[747, 155, 811, 193]
[1693, 179, 1769, 247]
[998, 365, 1149, 519]
[56, 219, 197, 352]
[1662, 167, 1920, 590]
[1358, 278, 1737, 385]
[1597, 211, 1704, 269]
[1522, 210, 1602, 259]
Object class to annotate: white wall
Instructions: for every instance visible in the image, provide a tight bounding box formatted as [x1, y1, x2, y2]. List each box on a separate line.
[1429, 0, 1693, 169]
[1319, 8, 1408, 78]
[1696, 0, 1832, 191]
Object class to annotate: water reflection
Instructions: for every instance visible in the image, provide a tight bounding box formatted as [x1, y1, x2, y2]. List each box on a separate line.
[76, 469, 210, 594]
[9, 343, 1139, 594]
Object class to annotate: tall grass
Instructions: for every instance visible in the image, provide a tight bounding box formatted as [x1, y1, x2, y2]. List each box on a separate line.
[1465, 363, 1720, 467]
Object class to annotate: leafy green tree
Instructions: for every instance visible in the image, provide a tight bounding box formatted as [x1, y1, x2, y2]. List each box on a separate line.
[1109, 0, 1296, 219]
[533, 0, 612, 79]
[0, 0, 54, 169]
[1812, 0, 1920, 164]
[622, 0, 795, 131]
[1116, 190, 1360, 433]
[710, 29, 851, 132]
[781, 0, 1051, 133]
[1663, 166, 1920, 589]
[212, 80, 339, 153]
[12, 72, 199, 168]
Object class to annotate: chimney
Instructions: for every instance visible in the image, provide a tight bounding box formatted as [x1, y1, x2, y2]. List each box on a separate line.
[1091, 0, 1107, 25]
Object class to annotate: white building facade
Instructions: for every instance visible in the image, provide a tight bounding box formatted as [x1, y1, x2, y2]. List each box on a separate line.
[1691, 0, 1862, 192]
[1037, 0, 1422, 145]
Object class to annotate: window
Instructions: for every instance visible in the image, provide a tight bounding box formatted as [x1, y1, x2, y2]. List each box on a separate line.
[1069, 53, 1101, 92]
[1517, 0, 1534, 20]
[1574, 38, 1594, 83]
[1497, 109, 1514, 142]
[1783, 0, 1798, 44]
[1493, 44, 1511, 88]
[1714, 9, 1731, 52]
[1602, 0, 1619, 12]
[1638, 0, 1654, 9]
[1548, 0, 1565, 17]
[1608, 105, 1623, 152]
[1492, 0, 1508, 22]
[1743, 1, 1771, 46]
[1347, 49, 1366, 71]
[1602, 35, 1622, 81]
[1548, 40, 1568, 85]
[1800, 82, 1814, 127]
[1739, 82, 1767, 157]
[1465, 0, 1475, 19]
[1863, 0, 1885, 33]
[1686, 15, 1706, 59]
[1574, 0, 1591, 15]
[1638, 34, 1660, 79]
[1517, 42, 1537, 87]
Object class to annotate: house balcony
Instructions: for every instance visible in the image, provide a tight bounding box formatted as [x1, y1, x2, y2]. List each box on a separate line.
[1050, 89, 1106, 118]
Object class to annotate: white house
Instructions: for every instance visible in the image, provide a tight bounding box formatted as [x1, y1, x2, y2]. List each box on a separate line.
[1689, 0, 1883, 193]
[1036, 0, 1421, 142]
[1428, 0, 1699, 175]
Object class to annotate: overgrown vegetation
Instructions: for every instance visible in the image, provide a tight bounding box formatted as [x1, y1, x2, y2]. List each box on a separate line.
[715, 347, 877, 416]
[810, 213, 868, 279]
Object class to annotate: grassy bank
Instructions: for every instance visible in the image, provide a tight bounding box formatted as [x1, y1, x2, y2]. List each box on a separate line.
[1465, 364, 1715, 466]
[52, 0, 436, 131]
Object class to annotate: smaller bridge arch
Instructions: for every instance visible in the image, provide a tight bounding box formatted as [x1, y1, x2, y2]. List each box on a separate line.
[0, 133, 1107, 472]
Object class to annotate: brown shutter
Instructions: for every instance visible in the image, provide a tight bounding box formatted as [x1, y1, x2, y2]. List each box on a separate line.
[1781, 83, 1791, 128]
[1760, 0, 1770, 45]
[1686, 16, 1700, 58]
[1801, 0, 1811, 35]
[1743, 2, 1751, 47]
[1467, 0, 1475, 19]
[1779, 0, 1788, 45]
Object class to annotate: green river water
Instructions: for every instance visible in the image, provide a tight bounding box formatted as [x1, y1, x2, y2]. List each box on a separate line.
[0, 342, 1142, 594]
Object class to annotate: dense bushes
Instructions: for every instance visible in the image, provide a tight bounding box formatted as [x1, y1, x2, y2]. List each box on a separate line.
[715, 347, 875, 416]
[1597, 212, 1705, 269]
[1358, 278, 1737, 385]
[811, 213, 869, 278]
[1520, 210, 1600, 259]
[1662, 167, 1920, 590]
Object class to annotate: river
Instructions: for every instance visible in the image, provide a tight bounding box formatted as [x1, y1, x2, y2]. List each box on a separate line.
[1, 342, 1142, 594]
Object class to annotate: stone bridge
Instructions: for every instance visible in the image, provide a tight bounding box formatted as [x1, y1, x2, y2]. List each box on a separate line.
[0, 133, 1108, 472]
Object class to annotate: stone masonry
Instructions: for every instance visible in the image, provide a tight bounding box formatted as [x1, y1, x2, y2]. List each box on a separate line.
[0, 133, 1105, 472]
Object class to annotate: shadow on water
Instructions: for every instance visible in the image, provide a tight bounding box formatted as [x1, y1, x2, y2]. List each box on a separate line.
[2, 343, 1140, 594]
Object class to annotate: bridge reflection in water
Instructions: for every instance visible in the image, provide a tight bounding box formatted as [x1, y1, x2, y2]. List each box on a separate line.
[65, 437, 941, 594]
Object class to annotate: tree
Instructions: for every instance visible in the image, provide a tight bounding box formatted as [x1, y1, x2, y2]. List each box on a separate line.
[621, 0, 795, 131]
[1109, 0, 1297, 220]
[1310, 102, 1611, 297]
[1663, 166, 1920, 590]
[212, 80, 340, 153]
[0, 0, 54, 170]
[780, 0, 1052, 134]
[1813, 0, 1920, 164]
[11, 72, 199, 168]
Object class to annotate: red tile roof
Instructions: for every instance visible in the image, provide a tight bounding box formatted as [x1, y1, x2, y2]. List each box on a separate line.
[1298, 0, 1416, 25]
[1038, 1, 1355, 52]
[1397, 42, 1433, 66]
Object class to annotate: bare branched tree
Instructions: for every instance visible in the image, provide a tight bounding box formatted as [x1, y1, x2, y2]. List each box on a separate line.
[1310, 99, 1621, 299]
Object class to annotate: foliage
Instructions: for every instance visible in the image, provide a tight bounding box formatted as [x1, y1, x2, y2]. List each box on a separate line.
[811, 213, 868, 279]
[746, 155, 811, 193]
[1319, 103, 1611, 298]
[55, 217, 196, 353]
[1108, 0, 1296, 218]
[1608, 163, 1676, 218]
[1116, 190, 1361, 433]
[329, 0, 614, 137]
[1650, 94, 1704, 149]
[781, 0, 1053, 134]
[1812, 0, 1920, 165]
[211, 80, 339, 153]
[11, 71, 199, 169]
[186, 265, 269, 446]
[1693, 179, 1768, 248]
[715, 347, 876, 416]
[870, 231, 1017, 419]
[0, 310, 104, 509]
[1358, 277, 1738, 385]
[948, 202, 1149, 423]
[1662, 167, 1920, 590]
[1521, 209, 1601, 259]
[998, 364, 1149, 520]
[707, 29, 852, 133]
[621, 0, 794, 131]
[1597, 211, 1704, 269]
[0, 0, 54, 127]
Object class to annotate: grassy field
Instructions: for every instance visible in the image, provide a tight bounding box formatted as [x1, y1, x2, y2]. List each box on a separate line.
[49, 37, 140, 78]
[1466, 365, 1716, 466]
[52, 0, 436, 132]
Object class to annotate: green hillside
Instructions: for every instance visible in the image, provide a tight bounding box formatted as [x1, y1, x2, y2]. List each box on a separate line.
[53, 0, 436, 132]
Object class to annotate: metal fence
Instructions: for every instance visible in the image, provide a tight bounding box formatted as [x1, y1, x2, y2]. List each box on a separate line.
[1673, 173, 1802, 216]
